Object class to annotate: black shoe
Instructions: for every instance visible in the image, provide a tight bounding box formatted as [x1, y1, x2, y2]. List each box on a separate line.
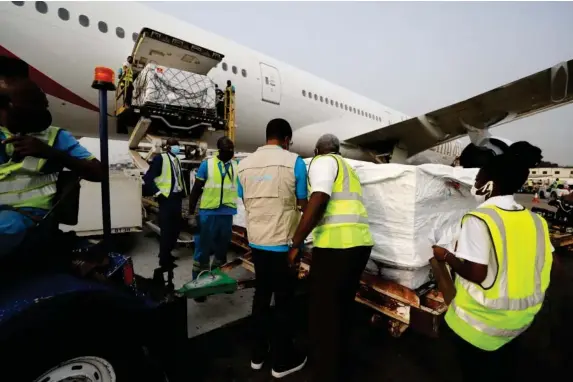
[271, 351, 307, 378]
[251, 345, 269, 371]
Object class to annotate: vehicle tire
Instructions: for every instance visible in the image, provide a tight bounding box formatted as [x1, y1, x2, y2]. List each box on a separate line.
[0, 299, 169, 382]
[3, 330, 167, 382]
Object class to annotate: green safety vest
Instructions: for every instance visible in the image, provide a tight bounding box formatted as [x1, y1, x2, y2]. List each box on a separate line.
[153, 153, 187, 197]
[308, 154, 373, 249]
[0, 126, 61, 210]
[445, 206, 553, 351]
[199, 155, 238, 210]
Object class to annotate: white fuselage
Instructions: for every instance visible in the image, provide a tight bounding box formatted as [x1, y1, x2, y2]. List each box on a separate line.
[0, 1, 461, 163]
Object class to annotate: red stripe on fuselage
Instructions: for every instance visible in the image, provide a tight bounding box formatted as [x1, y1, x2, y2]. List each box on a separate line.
[0, 45, 99, 112]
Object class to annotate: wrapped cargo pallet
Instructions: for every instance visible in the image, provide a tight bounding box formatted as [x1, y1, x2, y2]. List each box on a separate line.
[234, 158, 479, 289]
[132, 63, 217, 110]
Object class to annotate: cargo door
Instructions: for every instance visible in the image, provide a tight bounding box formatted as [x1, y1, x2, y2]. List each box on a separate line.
[260, 63, 281, 105]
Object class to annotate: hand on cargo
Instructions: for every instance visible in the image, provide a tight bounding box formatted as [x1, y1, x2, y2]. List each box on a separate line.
[287, 247, 300, 268]
[431, 245, 450, 262]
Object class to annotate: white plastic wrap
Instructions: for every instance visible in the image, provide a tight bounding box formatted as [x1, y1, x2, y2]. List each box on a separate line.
[349, 162, 479, 268]
[133, 63, 217, 110]
[232, 158, 479, 288]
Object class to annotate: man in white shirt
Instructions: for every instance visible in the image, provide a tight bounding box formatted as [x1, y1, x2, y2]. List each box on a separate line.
[288, 134, 373, 382]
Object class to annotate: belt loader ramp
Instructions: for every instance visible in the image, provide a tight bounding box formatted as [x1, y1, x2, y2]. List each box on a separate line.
[115, 28, 237, 247]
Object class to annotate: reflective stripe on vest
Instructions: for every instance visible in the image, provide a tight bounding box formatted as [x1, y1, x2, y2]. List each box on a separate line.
[124, 65, 133, 83]
[445, 206, 552, 351]
[309, 154, 373, 249]
[153, 153, 186, 197]
[0, 126, 61, 209]
[200, 156, 238, 210]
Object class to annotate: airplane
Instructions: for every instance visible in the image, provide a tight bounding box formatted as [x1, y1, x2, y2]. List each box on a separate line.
[1, 1, 572, 165]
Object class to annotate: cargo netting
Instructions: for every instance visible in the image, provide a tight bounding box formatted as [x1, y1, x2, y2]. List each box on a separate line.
[132, 63, 218, 111]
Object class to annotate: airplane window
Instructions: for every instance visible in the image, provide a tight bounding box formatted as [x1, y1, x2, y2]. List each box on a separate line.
[35, 1, 48, 14]
[361, 111, 364, 116]
[344, 105, 348, 111]
[79, 14, 89, 27]
[116, 27, 125, 39]
[353, 107, 356, 113]
[320, 96, 323, 102]
[132, 32, 139, 42]
[57, 8, 69, 21]
[335, 101, 339, 107]
[232, 66, 238, 75]
[309, 92, 313, 98]
[302, 90, 306, 97]
[98, 21, 108, 33]
[325, 97, 329, 104]
[222, 62, 228, 71]
[12, 2, 24, 6]
[330, 100, 334, 106]
[265, 77, 269, 85]
[314, 94, 318, 101]
[241, 69, 247, 77]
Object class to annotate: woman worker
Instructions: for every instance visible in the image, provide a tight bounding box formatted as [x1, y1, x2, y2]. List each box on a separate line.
[432, 141, 553, 381]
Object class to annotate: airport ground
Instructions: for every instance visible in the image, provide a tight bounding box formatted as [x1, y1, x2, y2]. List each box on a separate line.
[128, 194, 570, 381]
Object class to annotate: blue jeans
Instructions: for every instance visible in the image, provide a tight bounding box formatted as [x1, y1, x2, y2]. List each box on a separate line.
[192, 214, 233, 279]
[0, 210, 36, 257]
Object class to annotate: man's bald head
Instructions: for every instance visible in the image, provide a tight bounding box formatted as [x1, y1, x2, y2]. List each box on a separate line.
[315, 134, 340, 155]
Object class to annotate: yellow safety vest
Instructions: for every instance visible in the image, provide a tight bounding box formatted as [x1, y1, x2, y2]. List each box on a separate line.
[153, 153, 187, 197]
[445, 206, 553, 351]
[0, 126, 61, 210]
[199, 155, 238, 210]
[308, 154, 373, 249]
[123, 65, 133, 83]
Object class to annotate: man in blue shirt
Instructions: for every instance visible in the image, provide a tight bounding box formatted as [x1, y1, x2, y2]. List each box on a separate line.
[0, 77, 103, 255]
[236, 119, 308, 378]
[188, 137, 238, 298]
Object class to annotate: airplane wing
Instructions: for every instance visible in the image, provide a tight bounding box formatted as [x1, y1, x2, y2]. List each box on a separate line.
[346, 59, 573, 157]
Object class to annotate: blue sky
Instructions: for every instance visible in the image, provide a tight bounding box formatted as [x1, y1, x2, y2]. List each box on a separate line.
[147, 1, 573, 164]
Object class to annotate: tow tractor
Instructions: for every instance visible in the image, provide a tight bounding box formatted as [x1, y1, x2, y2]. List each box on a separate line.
[0, 68, 188, 382]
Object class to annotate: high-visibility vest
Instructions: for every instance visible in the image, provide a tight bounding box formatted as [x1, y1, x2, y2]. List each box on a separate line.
[153, 153, 187, 197]
[445, 206, 553, 351]
[308, 154, 373, 249]
[123, 65, 133, 83]
[0, 126, 61, 210]
[200, 155, 238, 210]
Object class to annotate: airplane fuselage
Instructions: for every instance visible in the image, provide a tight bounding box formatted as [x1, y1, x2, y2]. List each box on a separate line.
[0, 1, 461, 162]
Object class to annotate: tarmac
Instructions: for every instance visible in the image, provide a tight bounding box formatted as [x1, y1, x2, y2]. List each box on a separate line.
[128, 194, 571, 381]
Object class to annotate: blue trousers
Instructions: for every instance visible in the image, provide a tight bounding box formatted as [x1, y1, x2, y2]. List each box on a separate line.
[192, 214, 233, 279]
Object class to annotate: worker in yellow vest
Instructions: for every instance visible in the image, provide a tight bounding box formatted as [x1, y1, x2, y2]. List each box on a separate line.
[143, 138, 188, 269]
[119, 55, 134, 106]
[0, 77, 102, 255]
[289, 133, 374, 382]
[188, 136, 237, 287]
[432, 141, 553, 382]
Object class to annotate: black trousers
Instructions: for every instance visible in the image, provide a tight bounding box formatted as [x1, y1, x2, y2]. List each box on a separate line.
[309, 245, 372, 382]
[251, 248, 297, 362]
[158, 192, 183, 264]
[442, 321, 517, 382]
